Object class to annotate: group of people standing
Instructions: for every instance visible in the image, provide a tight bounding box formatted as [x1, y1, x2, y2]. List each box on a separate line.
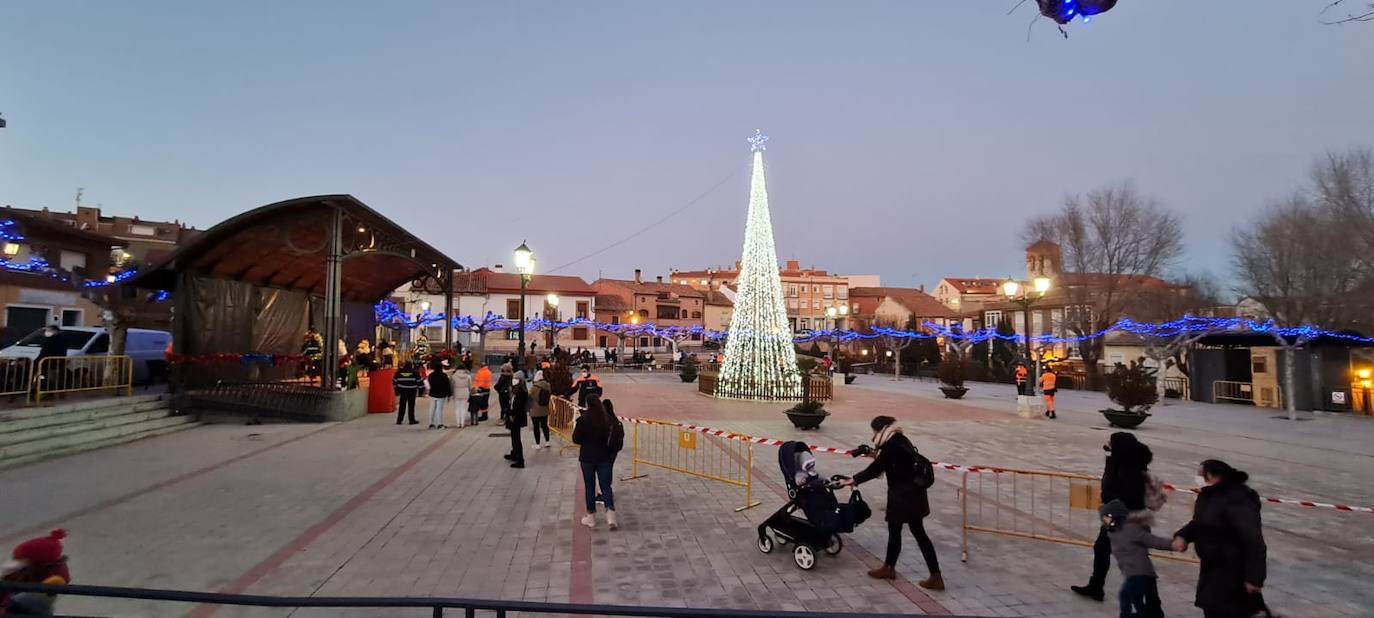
[841, 422, 1270, 617]
[1014, 362, 1059, 418]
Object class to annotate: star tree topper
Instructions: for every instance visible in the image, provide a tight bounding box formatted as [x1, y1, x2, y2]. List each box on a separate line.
[747, 129, 769, 152]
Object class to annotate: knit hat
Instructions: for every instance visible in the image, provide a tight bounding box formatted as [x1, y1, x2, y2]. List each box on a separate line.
[12, 530, 65, 565]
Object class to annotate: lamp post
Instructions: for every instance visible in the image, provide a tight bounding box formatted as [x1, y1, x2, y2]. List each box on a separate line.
[1002, 276, 1052, 395]
[545, 293, 560, 349]
[513, 241, 535, 365]
[826, 304, 848, 359]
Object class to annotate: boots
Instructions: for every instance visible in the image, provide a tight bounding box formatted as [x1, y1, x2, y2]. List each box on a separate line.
[866, 565, 896, 580]
[1071, 584, 1105, 602]
[607, 510, 619, 530]
[918, 573, 945, 590]
[580, 513, 596, 528]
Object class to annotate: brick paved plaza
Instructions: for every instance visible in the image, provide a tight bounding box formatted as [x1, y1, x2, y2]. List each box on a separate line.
[3, 374, 1373, 617]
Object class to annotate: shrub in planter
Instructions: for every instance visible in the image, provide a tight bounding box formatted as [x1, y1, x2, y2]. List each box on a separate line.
[679, 359, 698, 383]
[937, 356, 969, 399]
[783, 400, 829, 430]
[1102, 359, 1158, 427]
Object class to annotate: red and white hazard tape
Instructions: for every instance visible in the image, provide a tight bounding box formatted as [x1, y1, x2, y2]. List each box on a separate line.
[621, 416, 1374, 515]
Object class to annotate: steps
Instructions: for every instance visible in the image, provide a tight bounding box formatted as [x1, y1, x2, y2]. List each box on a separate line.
[0, 395, 199, 469]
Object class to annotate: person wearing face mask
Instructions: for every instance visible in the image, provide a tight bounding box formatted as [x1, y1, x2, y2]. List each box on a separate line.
[566, 364, 603, 407]
[1172, 460, 1269, 618]
[840, 415, 942, 590]
[1072, 432, 1153, 602]
[504, 372, 530, 468]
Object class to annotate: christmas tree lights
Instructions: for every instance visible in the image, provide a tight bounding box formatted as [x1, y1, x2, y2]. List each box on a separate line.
[715, 130, 803, 400]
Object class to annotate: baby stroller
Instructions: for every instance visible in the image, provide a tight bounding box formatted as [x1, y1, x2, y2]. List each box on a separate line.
[757, 441, 871, 570]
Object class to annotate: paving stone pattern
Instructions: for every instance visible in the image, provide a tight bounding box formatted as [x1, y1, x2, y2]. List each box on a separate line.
[0, 374, 1369, 617]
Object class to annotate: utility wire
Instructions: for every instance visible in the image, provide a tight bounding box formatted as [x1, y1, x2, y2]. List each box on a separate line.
[545, 167, 742, 274]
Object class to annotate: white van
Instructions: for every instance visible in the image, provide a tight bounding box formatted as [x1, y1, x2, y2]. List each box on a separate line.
[0, 327, 172, 384]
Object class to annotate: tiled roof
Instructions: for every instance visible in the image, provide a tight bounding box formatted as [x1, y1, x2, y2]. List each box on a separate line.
[704, 291, 734, 306]
[850, 287, 958, 319]
[593, 294, 629, 311]
[940, 278, 1003, 294]
[463, 268, 595, 295]
[596, 278, 705, 297]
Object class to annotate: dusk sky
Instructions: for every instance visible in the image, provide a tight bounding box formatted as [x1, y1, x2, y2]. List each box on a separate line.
[2, 2, 1371, 292]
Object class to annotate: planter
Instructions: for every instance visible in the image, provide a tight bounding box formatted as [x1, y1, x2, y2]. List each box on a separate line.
[939, 385, 968, 400]
[844, 374, 857, 385]
[784, 411, 829, 430]
[680, 374, 698, 383]
[1101, 409, 1151, 428]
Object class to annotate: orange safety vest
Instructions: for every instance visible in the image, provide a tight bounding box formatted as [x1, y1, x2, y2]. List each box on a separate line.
[1040, 372, 1056, 391]
[1014, 366, 1028, 384]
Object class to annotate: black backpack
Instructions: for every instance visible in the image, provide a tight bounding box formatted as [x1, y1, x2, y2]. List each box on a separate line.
[537, 385, 551, 406]
[607, 415, 625, 453]
[913, 450, 936, 490]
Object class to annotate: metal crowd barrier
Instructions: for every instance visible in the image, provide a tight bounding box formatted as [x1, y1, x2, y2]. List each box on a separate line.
[32, 355, 133, 403]
[960, 466, 1198, 564]
[0, 356, 31, 399]
[546, 395, 580, 454]
[621, 417, 760, 512]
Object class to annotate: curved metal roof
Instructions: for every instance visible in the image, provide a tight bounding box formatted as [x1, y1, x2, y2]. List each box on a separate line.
[131, 195, 460, 302]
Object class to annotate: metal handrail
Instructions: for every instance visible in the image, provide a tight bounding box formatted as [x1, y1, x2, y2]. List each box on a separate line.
[0, 582, 958, 617]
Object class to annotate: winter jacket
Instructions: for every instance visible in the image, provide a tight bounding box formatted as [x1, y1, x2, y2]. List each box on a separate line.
[530, 379, 551, 418]
[567, 374, 603, 406]
[36, 334, 67, 361]
[852, 433, 930, 523]
[1101, 432, 1152, 510]
[1100, 499, 1174, 578]
[393, 368, 423, 395]
[473, 367, 493, 390]
[506, 383, 529, 428]
[451, 371, 472, 397]
[1176, 480, 1268, 613]
[426, 370, 452, 399]
[572, 411, 615, 464]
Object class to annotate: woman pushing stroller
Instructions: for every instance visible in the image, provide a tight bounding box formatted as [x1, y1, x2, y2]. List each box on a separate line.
[840, 415, 944, 590]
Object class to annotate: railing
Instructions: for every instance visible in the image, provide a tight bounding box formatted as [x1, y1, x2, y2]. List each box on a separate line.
[1213, 380, 1254, 404]
[0, 582, 961, 618]
[698, 370, 718, 395]
[32, 355, 133, 403]
[546, 395, 579, 454]
[184, 381, 341, 421]
[1163, 376, 1190, 400]
[960, 466, 1197, 565]
[621, 417, 760, 512]
[0, 356, 31, 399]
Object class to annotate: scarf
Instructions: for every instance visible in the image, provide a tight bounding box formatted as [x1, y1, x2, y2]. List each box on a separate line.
[874, 424, 904, 449]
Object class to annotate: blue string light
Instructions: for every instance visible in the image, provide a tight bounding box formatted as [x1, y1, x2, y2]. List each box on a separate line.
[374, 301, 1372, 346]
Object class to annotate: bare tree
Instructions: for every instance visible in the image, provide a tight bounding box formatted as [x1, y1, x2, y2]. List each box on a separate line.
[872, 318, 916, 381]
[1321, 0, 1374, 23]
[1132, 274, 1223, 402]
[1025, 181, 1185, 388]
[1312, 148, 1374, 277]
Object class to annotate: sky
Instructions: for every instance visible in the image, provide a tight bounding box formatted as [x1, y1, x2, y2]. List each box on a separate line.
[2, 1, 1372, 292]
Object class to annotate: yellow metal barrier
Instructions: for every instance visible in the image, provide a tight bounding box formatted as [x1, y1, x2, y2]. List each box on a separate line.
[621, 417, 760, 512]
[33, 355, 134, 403]
[0, 357, 32, 399]
[547, 396, 579, 453]
[960, 466, 1197, 564]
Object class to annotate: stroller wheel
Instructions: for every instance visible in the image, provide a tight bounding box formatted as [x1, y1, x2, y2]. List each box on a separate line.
[825, 534, 843, 556]
[758, 534, 774, 554]
[793, 544, 817, 570]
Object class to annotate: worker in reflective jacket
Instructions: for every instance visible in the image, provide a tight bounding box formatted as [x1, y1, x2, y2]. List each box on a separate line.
[566, 364, 604, 407]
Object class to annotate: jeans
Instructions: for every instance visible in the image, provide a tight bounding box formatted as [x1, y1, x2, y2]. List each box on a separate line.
[428, 397, 447, 426]
[581, 461, 615, 513]
[531, 416, 551, 444]
[1089, 526, 1112, 588]
[1119, 575, 1163, 618]
[396, 392, 417, 424]
[509, 426, 523, 463]
[884, 520, 940, 574]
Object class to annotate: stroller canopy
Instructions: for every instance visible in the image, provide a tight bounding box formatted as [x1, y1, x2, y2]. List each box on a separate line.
[778, 441, 818, 493]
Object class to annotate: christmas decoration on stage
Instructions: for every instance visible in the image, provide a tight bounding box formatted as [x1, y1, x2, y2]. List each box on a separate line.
[715, 130, 803, 401]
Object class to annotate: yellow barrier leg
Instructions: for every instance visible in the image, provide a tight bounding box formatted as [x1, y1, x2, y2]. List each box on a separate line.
[961, 471, 970, 562]
[622, 422, 647, 481]
[734, 441, 761, 512]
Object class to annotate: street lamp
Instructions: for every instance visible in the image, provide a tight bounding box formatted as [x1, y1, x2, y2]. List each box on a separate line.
[545, 293, 560, 349]
[514, 241, 535, 364]
[1002, 275, 1052, 395]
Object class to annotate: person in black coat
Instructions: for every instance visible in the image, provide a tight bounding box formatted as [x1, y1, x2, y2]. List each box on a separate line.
[842, 415, 942, 590]
[504, 373, 529, 468]
[572, 396, 620, 530]
[393, 361, 423, 425]
[1073, 431, 1153, 602]
[424, 359, 452, 429]
[1173, 460, 1268, 618]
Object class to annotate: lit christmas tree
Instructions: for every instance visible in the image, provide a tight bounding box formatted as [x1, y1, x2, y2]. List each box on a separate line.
[716, 130, 803, 400]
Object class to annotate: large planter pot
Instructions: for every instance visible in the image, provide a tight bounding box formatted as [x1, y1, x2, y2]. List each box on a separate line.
[784, 411, 829, 430]
[844, 374, 857, 385]
[1101, 409, 1151, 428]
[680, 374, 698, 383]
[939, 385, 968, 400]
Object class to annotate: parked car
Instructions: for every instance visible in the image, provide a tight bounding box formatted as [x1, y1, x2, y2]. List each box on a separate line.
[0, 327, 172, 385]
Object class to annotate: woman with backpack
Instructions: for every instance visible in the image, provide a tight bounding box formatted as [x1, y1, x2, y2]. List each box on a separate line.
[572, 396, 623, 530]
[841, 415, 942, 590]
[530, 370, 552, 448]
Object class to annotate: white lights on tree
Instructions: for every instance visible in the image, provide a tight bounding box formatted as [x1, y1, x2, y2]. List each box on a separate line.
[716, 130, 802, 401]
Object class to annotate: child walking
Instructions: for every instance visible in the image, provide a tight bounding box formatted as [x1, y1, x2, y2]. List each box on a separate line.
[1100, 498, 1174, 617]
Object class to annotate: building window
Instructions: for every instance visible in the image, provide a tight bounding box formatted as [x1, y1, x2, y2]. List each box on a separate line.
[611, 315, 620, 325]
[838, 288, 848, 299]
[691, 311, 702, 319]
[575, 301, 589, 319]
[788, 285, 798, 297]
[813, 284, 819, 293]
[1251, 356, 1268, 375]
[424, 326, 443, 342]
[691, 333, 701, 341]
[598, 335, 608, 347]
[823, 286, 833, 298]
[656, 306, 680, 320]
[61, 309, 82, 327]
[505, 299, 520, 319]
[639, 337, 649, 347]
[638, 309, 649, 318]
[787, 298, 798, 309]
[129, 224, 156, 236]
[800, 318, 810, 330]
[985, 310, 1003, 324]
[572, 327, 589, 340]
[59, 250, 87, 274]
